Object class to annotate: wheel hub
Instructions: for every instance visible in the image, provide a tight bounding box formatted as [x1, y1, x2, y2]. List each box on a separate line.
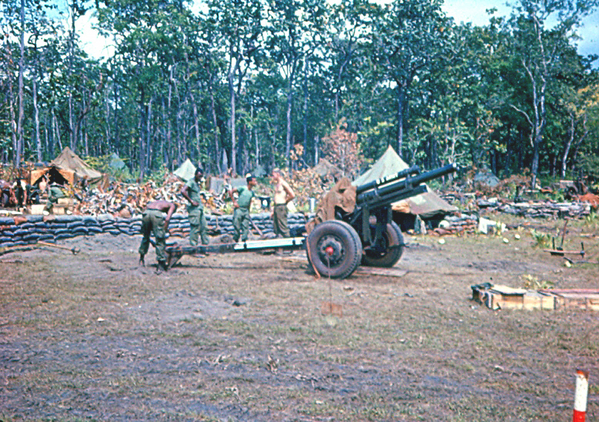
[317, 235, 345, 267]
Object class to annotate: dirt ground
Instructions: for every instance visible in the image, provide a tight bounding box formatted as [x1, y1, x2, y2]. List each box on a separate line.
[1, 216, 598, 421]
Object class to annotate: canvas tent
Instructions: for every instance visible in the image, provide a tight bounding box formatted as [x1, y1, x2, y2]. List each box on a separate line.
[352, 146, 457, 223]
[51, 147, 103, 183]
[30, 165, 74, 186]
[30, 147, 103, 186]
[174, 159, 197, 182]
[109, 153, 126, 170]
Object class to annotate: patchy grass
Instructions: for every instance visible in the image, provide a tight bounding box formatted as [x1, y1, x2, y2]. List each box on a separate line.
[1, 217, 598, 421]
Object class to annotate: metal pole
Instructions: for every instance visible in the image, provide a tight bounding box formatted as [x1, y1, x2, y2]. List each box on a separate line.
[573, 369, 589, 422]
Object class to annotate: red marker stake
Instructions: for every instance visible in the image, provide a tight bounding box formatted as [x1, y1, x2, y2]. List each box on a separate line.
[573, 370, 589, 422]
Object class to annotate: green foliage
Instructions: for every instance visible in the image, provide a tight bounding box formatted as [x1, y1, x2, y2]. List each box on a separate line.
[521, 274, 554, 290]
[85, 155, 134, 182]
[584, 210, 599, 230]
[529, 229, 552, 248]
[0, 0, 598, 183]
[146, 165, 171, 185]
[578, 154, 599, 181]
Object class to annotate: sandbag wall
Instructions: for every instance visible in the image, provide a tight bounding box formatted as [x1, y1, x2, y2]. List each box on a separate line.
[0, 213, 309, 249]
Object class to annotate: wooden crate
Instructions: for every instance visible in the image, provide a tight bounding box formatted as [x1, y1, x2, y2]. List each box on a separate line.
[57, 198, 74, 206]
[473, 285, 599, 311]
[542, 290, 599, 311]
[29, 204, 45, 215]
[473, 284, 555, 310]
[53, 205, 66, 215]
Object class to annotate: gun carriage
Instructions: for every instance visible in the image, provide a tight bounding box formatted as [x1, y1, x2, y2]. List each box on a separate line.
[165, 164, 457, 278]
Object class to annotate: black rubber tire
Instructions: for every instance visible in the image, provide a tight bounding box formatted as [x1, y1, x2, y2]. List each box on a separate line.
[306, 220, 363, 279]
[361, 221, 404, 268]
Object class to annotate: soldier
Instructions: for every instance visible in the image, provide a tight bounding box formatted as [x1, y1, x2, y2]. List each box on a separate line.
[0, 180, 15, 208]
[139, 200, 176, 273]
[181, 168, 209, 247]
[43, 183, 66, 214]
[14, 178, 28, 207]
[271, 168, 295, 238]
[229, 174, 258, 242]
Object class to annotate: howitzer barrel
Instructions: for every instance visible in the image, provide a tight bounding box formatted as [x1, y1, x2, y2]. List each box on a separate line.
[356, 165, 420, 195]
[357, 163, 458, 206]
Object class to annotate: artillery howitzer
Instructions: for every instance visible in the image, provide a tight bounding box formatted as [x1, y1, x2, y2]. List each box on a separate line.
[165, 163, 457, 277]
[304, 163, 457, 279]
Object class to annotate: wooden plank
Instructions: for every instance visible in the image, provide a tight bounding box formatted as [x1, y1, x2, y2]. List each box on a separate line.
[541, 289, 599, 295]
[553, 293, 599, 299]
[354, 267, 408, 278]
[276, 255, 408, 278]
[491, 285, 528, 295]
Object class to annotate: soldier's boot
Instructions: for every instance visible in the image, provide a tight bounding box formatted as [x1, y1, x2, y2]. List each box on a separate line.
[155, 260, 168, 274]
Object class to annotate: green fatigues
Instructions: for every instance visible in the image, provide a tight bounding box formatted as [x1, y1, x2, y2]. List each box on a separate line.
[185, 179, 209, 246]
[139, 209, 167, 264]
[273, 204, 290, 238]
[44, 186, 65, 212]
[233, 186, 255, 242]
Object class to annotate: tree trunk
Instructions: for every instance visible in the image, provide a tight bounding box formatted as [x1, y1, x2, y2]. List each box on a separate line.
[160, 98, 167, 168]
[560, 113, 575, 178]
[53, 109, 62, 151]
[139, 109, 146, 181]
[570, 115, 589, 174]
[302, 62, 309, 167]
[530, 134, 540, 188]
[285, 74, 294, 170]
[228, 73, 237, 173]
[82, 96, 88, 156]
[146, 98, 153, 173]
[191, 92, 201, 166]
[396, 85, 405, 158]
[33, 71, 41, 162]
[177, 106, 185, 167]
[167, 67, 174, 167]
[68, 9, 74, 150]
[16, 0, 25, 165]
[209, 85, 221, 175]
[504, 124, 512, 177]
[7, 50, 17, 164]
[114, 82, 120, 155]
[44, 112, 50, 160]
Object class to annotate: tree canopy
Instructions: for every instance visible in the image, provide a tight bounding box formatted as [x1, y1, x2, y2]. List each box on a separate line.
[1, 0, 598, 186]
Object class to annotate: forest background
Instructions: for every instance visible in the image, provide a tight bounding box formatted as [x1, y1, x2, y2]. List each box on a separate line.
[2, 0, 599, 189]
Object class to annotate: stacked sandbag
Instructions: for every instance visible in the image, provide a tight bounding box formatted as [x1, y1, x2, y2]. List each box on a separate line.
[0, 212, 310, 249]
[441, 214, 479, 234]
[196, 212, 308, 237]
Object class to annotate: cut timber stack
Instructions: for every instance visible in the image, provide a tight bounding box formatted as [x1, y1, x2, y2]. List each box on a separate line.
[478, 200, 591, 219]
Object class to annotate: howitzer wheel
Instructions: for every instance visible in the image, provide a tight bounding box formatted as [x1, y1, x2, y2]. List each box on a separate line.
[306, 220, 363, 279]
[362, 221, 404, 268]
